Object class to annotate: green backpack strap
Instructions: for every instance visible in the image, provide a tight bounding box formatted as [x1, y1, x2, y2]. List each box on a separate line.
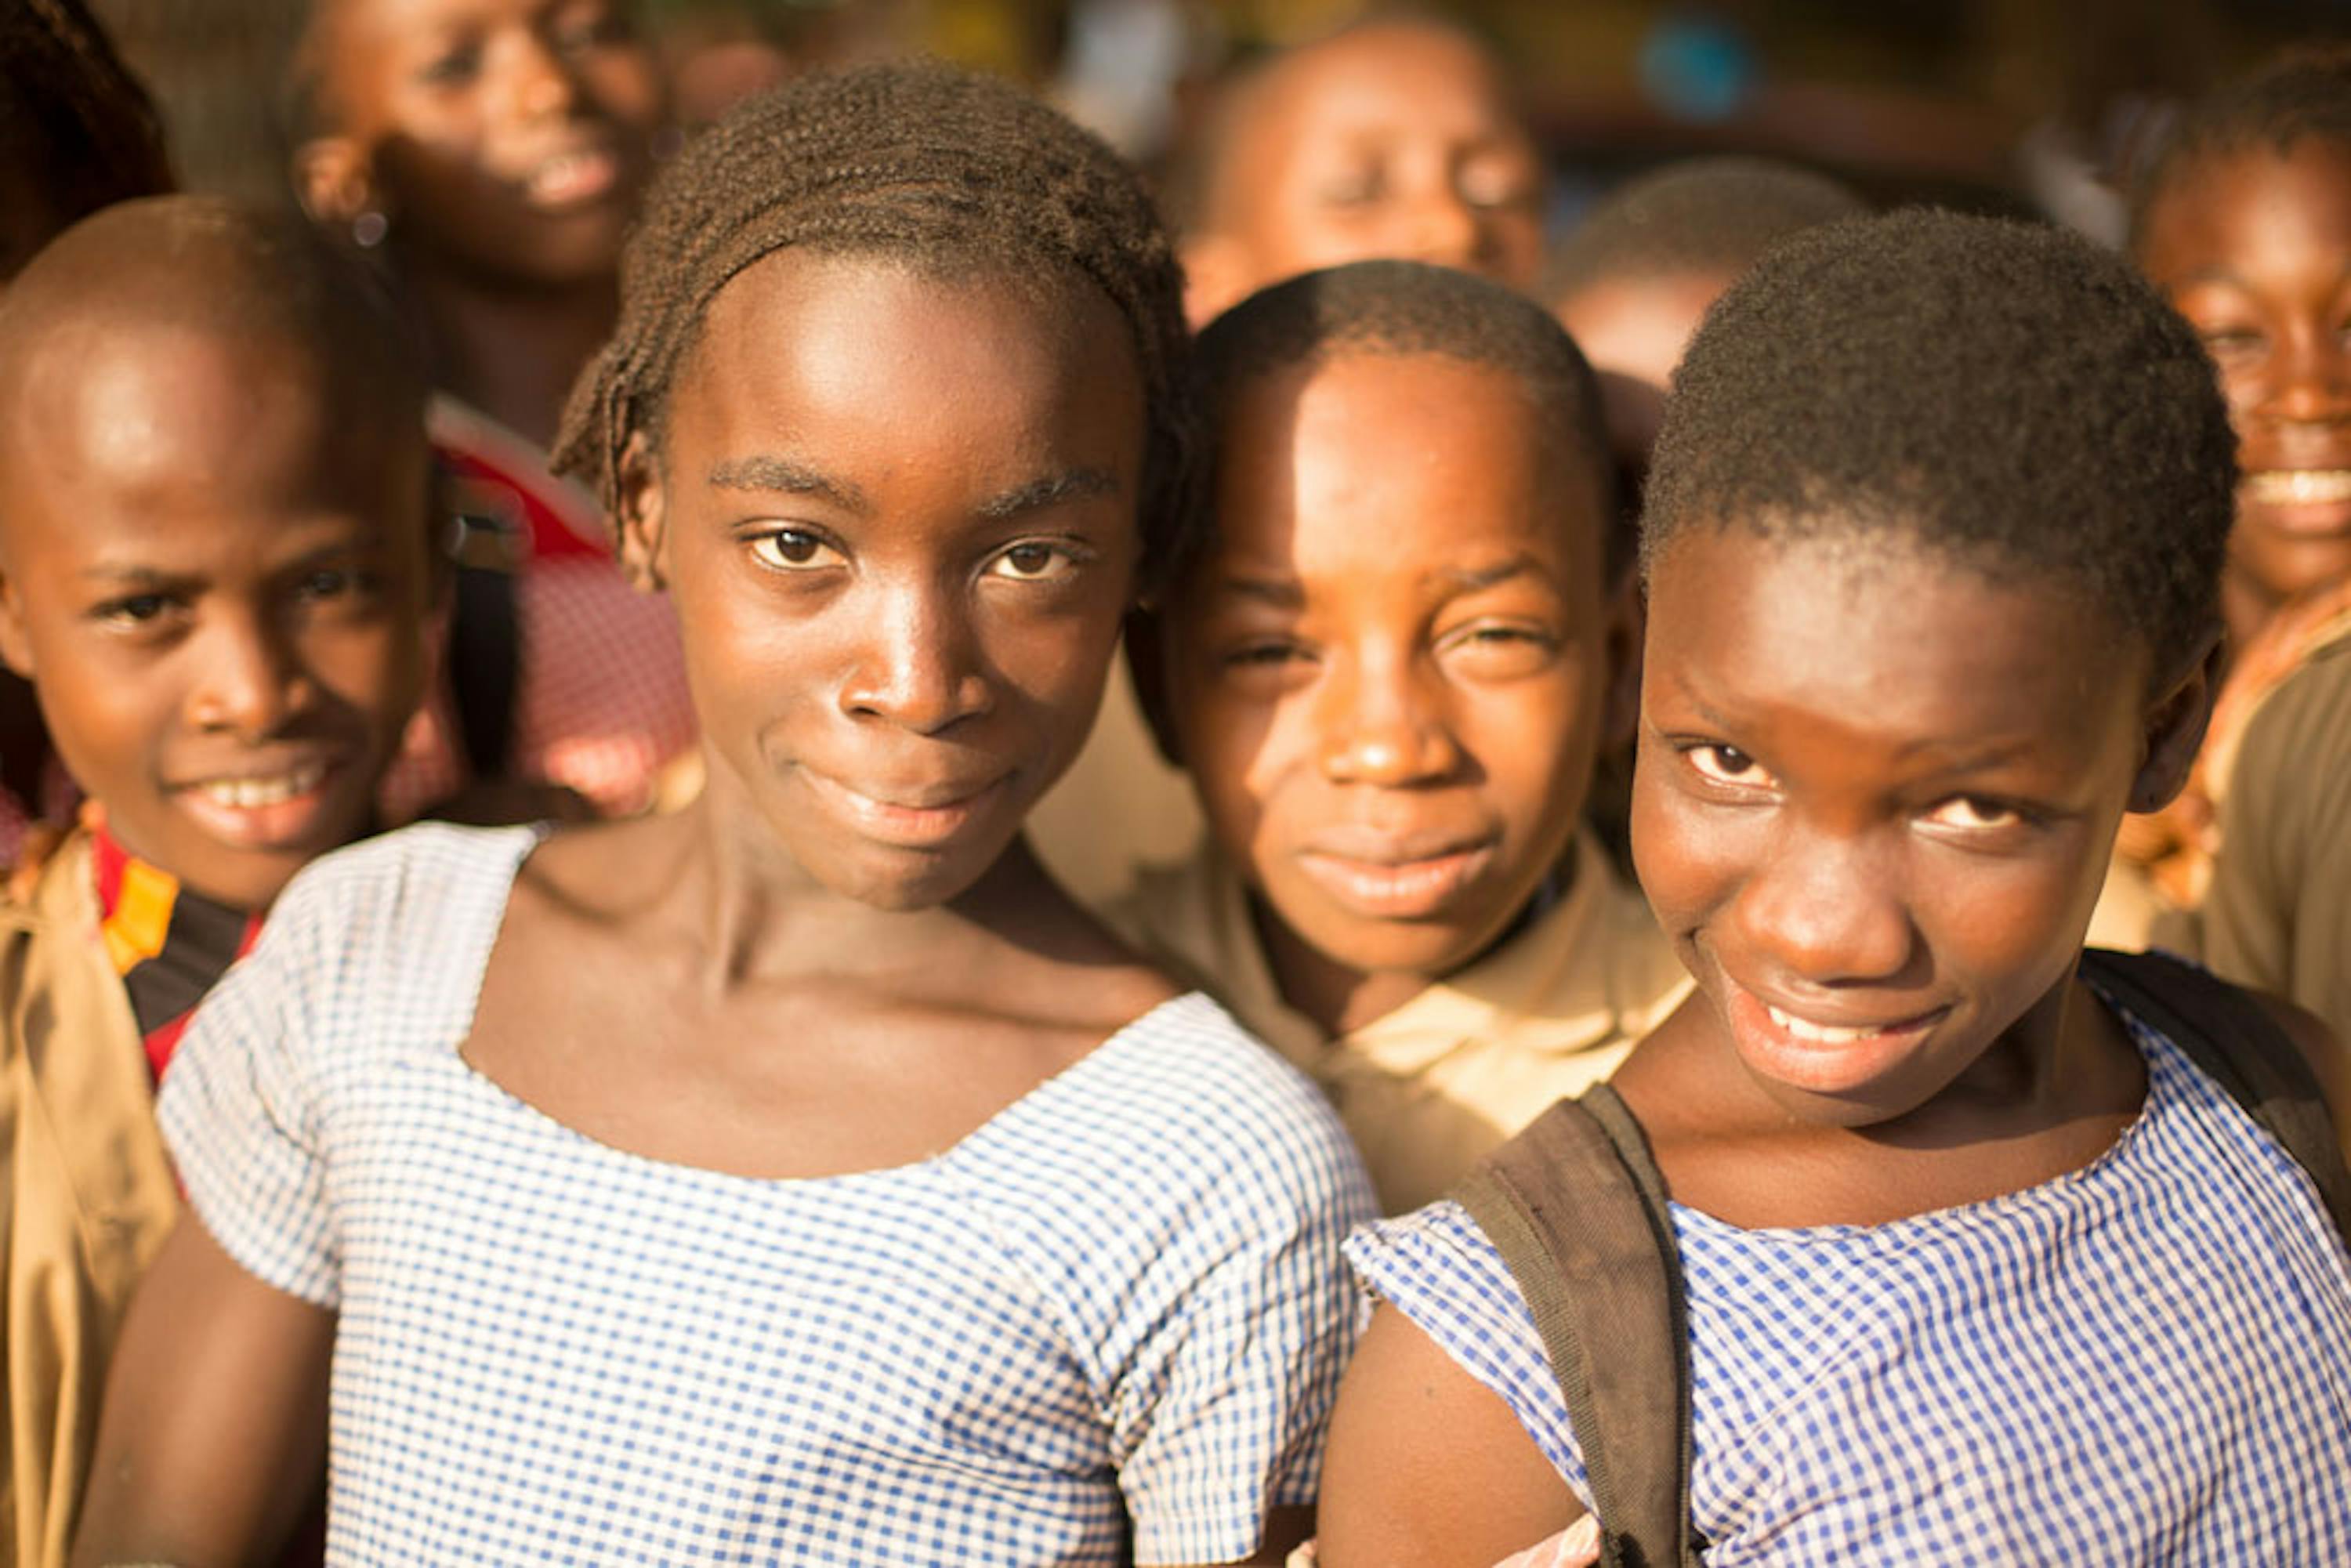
[2080, 947, 2351, 1244]
[1453, 1085, 1703, 1568]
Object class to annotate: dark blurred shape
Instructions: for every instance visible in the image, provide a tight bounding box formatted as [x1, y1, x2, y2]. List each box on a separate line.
[0, 0, 175, 281]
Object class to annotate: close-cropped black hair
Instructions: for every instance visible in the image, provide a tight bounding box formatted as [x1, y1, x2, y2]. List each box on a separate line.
[2128, 47, 2351, 249]
[553, 62, 1194, 585]
[1545, 156, 1865, 304]
[1190, 258, 1621, 574]
[1645, 208, 2234, 678]
[0, 0, 174, 278]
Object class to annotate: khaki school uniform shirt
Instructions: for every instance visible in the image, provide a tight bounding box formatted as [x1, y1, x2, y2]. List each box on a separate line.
[2201, 634, 2351, 1052]
[1109, 832, 1692, 1214]
[0, 831, 178, 1568]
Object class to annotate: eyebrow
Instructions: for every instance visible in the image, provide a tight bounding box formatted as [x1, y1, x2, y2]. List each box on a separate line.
[1433, 552, 1545, 592]
[1209, 573, 1306, 609]
[707, 456, 871, 515]
[974, 468, 1120, 520]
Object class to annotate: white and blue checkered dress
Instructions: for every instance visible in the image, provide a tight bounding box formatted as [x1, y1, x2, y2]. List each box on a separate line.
[1349, 1004, 2351, 1565]
[159, 824, 1376, 1565]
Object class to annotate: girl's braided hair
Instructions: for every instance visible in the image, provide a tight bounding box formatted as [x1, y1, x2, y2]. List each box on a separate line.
[553, 62, 1197, 585]
[0, 0, 174, 270]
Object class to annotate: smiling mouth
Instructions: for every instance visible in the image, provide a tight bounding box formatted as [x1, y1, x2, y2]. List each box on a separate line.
[1294, 842, 1496, 918]
[2243, 469, 2351, 531]
[522, 147, 622, 210]
[1726, 980, 1951, 1095]
[169, 759, 347, 850]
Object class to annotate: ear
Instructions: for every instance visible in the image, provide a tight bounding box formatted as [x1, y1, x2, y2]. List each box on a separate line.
[2128, 631, 2225, 813]
[1599, 566, 1645, 754]
[0, 578, 33, 681]
[292, 134, 380, 228]
[1122, 605, 1185, 767]
[613, 431, 670, 593]
[1178, 233, 1253, 331]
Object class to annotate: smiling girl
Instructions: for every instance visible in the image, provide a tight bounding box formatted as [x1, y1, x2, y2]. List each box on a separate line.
[1313, 212, 2351, 1565]
[75, 66, 1371, 1566]
[289, 0, 694, 820]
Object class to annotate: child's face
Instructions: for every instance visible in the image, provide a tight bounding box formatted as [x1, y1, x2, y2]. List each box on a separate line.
[2139, 143, 2351, 615]
[1633, 527, 2190, 1126]
[304, 0, 664, 286]
[621, 252, 1147, 912]
[1161, 350, 1618, 984]
[1185, 25, 1545, 324]
[0, 331, 437, 907]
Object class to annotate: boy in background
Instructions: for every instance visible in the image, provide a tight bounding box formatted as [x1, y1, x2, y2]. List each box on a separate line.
[1119, 260, 1687, 1213]
[0, 196, 441, 1562]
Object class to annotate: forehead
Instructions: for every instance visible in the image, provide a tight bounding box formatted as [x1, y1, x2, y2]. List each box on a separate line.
[1226, 27, 1525, 171]
[0, 322, 421, 558]
[1204, 349, 1597, 578]
[668, 249, 1143, 473]
[1646, 527, 2146, 747]
[2140, 139, 2351, 281]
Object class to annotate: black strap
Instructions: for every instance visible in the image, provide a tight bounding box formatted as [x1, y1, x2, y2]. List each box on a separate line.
[447, 563, 520, 780]
[2081, 947, 2351, 1241]
[1454, 1085, 1702, 1568]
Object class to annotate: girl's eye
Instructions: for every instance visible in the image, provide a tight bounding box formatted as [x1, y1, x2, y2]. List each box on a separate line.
[297, 569, 356, 601]
[986, 541, 1078, 582]
[2200, 325, 2264, 357]
[1223, 640, 1303, 669]
[1441, 621, 1557, 674]
[1923, 795, 2021, 831]
[1318, 168, 1385, 207]
[552, 4, 636, 53]
[748, 530, 843, 573]
[1457, 161, 1538, 212]
[1686, 743, 1773, 788]
[418, 43, 484, 86]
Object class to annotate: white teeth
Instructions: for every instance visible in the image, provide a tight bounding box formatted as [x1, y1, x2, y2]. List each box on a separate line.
[1765, 1003, 1880, 1045]
[2246, 469, 2351, 505]
[195, 762, 327, 809]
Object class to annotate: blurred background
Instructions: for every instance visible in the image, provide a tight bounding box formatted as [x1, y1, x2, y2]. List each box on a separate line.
[84, 0, 2351, 248]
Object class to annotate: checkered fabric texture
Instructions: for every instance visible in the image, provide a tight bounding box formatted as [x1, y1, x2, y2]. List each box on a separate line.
[161, 824, 1375, 1564]
[1349, 1002, 2351, 1566]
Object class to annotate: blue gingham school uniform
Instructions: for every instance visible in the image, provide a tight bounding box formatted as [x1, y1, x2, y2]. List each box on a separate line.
[1349, 1001, 2351, 1566]
[159, 824, 1376, 1565]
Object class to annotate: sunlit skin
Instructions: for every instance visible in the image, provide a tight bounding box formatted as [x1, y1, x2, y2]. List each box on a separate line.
[295, 0, 667, 445]
[1154, 351, 1626, 1036]
[0, 326, 437, 910]
[2139, 142, 2351, 647]
[1181, 23, 1546, 326]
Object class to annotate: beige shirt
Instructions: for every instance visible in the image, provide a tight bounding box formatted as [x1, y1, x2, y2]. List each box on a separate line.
[0, 831, 178, 1567]
[1109, 832, 1692, 1214]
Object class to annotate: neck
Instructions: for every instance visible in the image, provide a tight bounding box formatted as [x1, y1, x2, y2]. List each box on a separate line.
[398, 248, 619, 450]
[2221, 570, 2280, 663]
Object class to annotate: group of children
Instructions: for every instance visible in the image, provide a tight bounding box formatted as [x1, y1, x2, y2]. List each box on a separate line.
[1, 5, 2347, 1564]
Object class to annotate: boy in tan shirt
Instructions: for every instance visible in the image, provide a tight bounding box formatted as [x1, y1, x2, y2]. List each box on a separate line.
[1116, 259, 1688, 1212]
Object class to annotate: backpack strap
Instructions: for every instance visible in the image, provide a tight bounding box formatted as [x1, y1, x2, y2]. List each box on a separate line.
[2080, 947, 2351, 1243]
[1453, 1085, 1702, 1568]
[447, 561, 521, 780]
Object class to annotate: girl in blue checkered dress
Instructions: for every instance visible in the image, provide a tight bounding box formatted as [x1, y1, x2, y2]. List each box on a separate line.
[74, 66, 1374, 1566]
[1313, 213, 2351, 1565]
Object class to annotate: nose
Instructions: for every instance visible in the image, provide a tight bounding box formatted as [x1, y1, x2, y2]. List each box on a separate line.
[186, 610, 309, 741]
[1731, 824, 1915, 987]
[508, 33, 583, 122]
[837, 578, 993, 736]
[1317, 646, 1459, 787]
[2266, 323, 2351, 427]
[1400, 186, 1483, 270]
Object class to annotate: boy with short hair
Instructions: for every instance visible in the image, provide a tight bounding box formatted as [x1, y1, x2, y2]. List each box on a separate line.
[0, 194, 441, 1563]
[1118, 259, 1688, 1214]
[1317, 210, 2351, 1566]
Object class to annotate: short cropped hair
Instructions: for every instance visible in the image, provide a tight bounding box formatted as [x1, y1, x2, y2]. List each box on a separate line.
[2129, 47, 2351, 248]
[1545, 156, 1865, 302]
[1192, 258, 1619, 574]
[1645, 209, 2234, 677]
[554, 63, 1194, 585]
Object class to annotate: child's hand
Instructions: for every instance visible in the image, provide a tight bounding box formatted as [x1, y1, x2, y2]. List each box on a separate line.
[1283, 1514, 1600, 1568]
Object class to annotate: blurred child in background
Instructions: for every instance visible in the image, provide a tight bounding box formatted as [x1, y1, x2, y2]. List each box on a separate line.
[0, 197, 442, 1565]
[287, 0, 695, 821]
[1118, 260, 1686, 1215]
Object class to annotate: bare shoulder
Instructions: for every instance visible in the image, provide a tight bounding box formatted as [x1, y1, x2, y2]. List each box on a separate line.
[1315, 1305, 1580, 1568]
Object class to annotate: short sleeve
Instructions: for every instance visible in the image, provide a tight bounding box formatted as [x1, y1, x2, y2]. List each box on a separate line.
[155, 860, 346, 1307]
[2202, 675, 2309, 998]
[1344, 1200, 1588, 1498]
